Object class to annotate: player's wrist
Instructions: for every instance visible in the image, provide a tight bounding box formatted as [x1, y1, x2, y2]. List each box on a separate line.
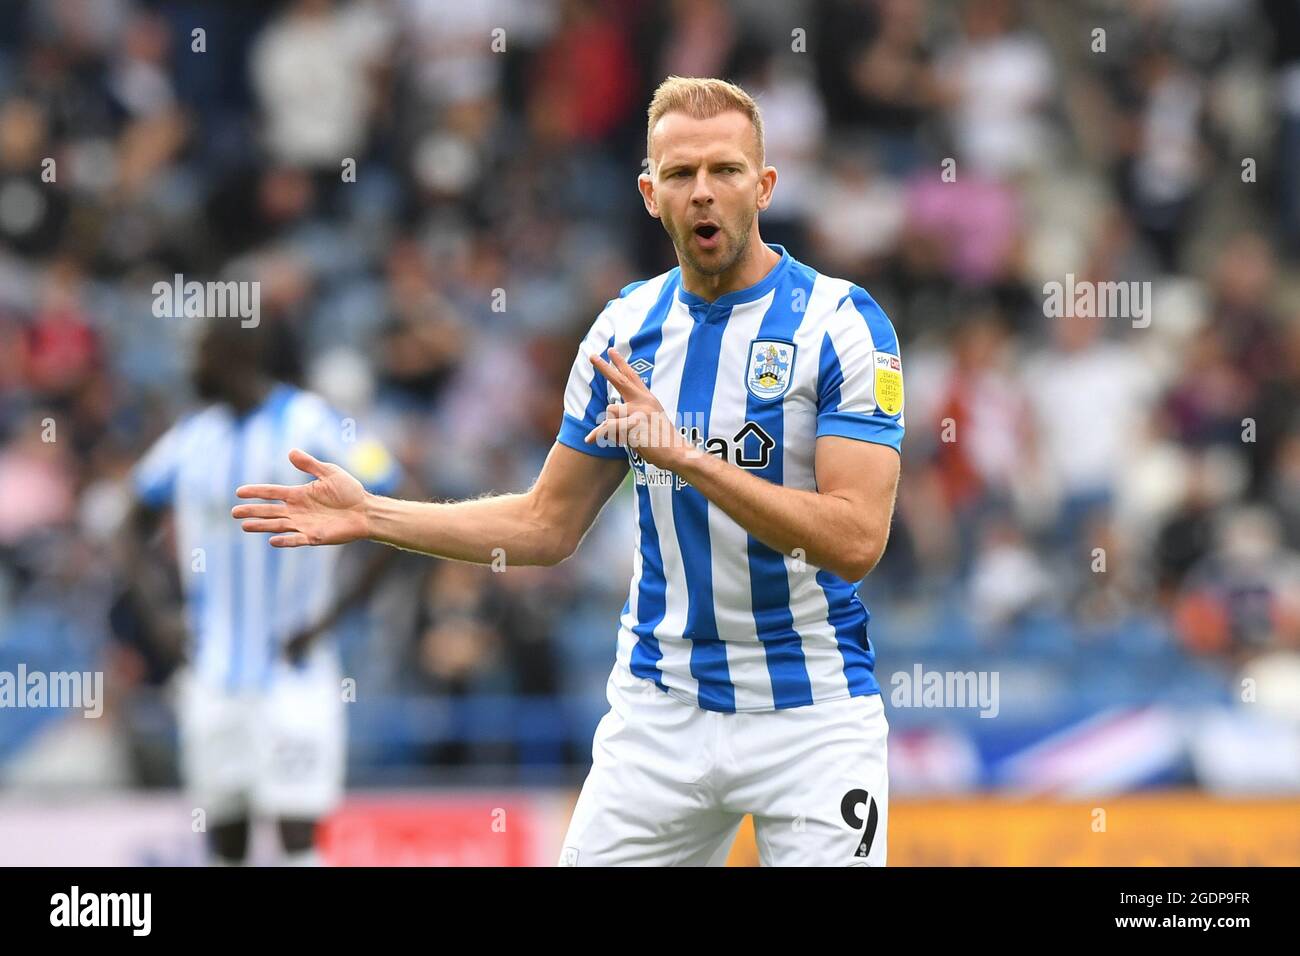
[658, 429, 706, 474]
[634, 412, 690, 472]
[659, 443, 691, 474]
[356, 490, 382, 542]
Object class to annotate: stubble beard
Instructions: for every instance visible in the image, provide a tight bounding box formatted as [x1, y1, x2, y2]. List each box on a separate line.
[670, 207, 755, 278]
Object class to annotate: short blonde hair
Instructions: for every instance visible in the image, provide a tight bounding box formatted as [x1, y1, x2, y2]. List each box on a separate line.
[646, 76, 764, 167]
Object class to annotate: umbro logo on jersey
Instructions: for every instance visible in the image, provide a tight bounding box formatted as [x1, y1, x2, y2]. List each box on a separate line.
[627, 357, 654, 382]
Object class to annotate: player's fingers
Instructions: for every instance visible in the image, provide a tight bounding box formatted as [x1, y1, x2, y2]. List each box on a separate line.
[288, 447, 333, 479]
[241, 518, 298, 533]
[590, 353, 632, 394]
[231, 503, 287, 519]
[235, 483, 295, 500]
[268, 533, 311, 548]
[584, 419, 623, 447]
[608, 349, 646, 390]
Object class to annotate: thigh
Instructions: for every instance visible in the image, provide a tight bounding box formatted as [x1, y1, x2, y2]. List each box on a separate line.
[254, 662, 346, 820]
[742, 693, 890, 867]
[558, 669, 743, 867]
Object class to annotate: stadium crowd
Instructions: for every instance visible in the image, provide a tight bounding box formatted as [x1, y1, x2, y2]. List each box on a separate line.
[0, 0, 1297, 786]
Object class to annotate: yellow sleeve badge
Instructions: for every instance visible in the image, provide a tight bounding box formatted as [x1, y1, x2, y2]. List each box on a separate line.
[872, 351, 904, 416]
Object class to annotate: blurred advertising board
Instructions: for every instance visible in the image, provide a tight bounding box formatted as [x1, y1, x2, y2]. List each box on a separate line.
[0, 792, 572, 866]
[882, 795, 1300, 866]
[3, 792, 1296, 866]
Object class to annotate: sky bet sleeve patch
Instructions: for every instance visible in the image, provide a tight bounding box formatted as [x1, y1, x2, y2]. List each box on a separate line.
[872, 351, 904, 417]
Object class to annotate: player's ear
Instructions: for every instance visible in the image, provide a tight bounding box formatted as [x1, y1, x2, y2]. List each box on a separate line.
[755, 164, 777, 212]
[638, 166, 659, 219]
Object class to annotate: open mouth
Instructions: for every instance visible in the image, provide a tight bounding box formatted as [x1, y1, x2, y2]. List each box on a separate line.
[693, 222, 721, 248]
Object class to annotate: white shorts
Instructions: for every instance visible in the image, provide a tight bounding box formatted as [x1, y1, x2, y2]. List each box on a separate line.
[559, 663, 889, 866]
[175, 660, 346, 824]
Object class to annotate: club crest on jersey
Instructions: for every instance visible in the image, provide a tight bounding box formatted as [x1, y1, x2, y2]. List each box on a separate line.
[746, 339, 795, 401]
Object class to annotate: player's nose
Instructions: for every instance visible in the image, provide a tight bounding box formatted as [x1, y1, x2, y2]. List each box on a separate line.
[689, 171, 714, 204]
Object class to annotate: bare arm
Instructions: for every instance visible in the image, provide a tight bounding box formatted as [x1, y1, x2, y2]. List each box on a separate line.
[670, 436, 899, 582]
[586, 348, 900, 582]
[232, 443, 628, 567]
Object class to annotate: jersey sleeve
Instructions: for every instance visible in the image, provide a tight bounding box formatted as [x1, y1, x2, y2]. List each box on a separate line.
[816, 286, 905, 452]
[555, 301, 628, 460]
[132, 420, 185, 508]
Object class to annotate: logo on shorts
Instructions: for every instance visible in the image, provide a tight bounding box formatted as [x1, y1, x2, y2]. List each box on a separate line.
[746, 339, 795, 401]
[558, 846, 580, 867]
[840, 788, 880, 861]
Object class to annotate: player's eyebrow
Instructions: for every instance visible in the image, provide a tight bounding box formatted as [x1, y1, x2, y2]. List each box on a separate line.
[656, 159, 694, 177]
[657, 155, 750, 177]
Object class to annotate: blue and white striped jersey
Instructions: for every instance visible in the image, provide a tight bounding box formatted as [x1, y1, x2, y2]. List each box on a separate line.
[133, 383, 399, 691]
[557, 245, 904, 713]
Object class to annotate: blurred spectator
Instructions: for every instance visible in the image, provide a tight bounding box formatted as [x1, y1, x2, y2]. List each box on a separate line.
[809, 142, 904, 276]
[934, 0, 1057, 179]
[0, 97, 67, 256]
[813, 0, 939, 174]
[0, 419, 75, 548]
[924, 309, 1035, 573]
[250, 0, 391, 169]
[412, 560, 566, 765]
[1173, 506, 1300, 660]
[1023, 313, 1159, 553]
[967, 514, 1055, 635]
[529, 0, 636, 147]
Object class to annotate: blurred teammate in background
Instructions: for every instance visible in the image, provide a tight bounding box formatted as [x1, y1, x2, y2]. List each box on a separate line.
[123, 319, 400, 865]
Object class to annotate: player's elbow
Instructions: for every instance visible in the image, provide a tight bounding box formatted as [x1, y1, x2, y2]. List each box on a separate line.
[535, 532, 580, 567]
[834, 534, 887, 583]
[519, 489, 578, 567]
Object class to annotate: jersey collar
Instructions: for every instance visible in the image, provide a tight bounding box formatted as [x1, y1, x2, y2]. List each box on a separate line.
[675, 243, 791, 313]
